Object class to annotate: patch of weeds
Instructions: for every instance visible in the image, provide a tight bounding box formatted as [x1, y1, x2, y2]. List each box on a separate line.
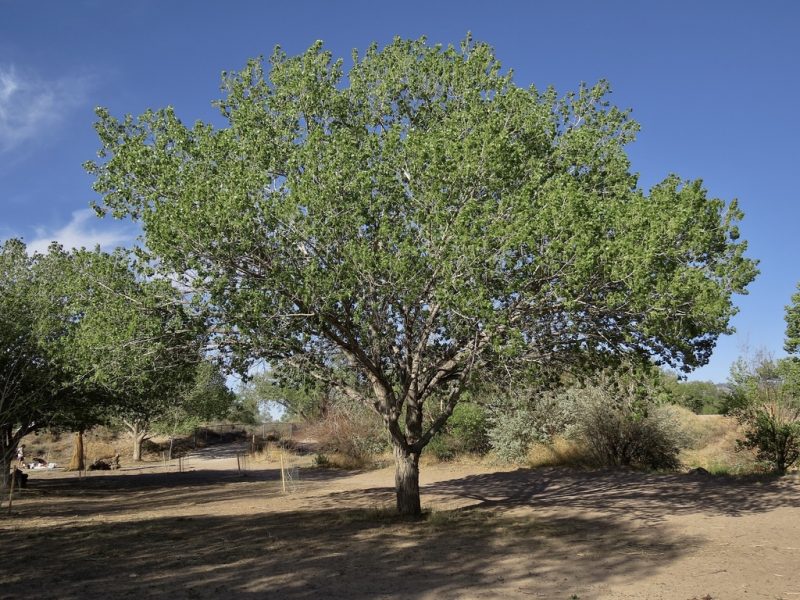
[425, 508, 465, 527]
[704, 462, 733, 476]
[332, 505, 403, 525]
[313, 453, 331, 468]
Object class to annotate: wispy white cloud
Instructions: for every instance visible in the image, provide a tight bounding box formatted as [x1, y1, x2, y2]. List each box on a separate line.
[0, 65, 91, 153]
[26, 209, 137, 254]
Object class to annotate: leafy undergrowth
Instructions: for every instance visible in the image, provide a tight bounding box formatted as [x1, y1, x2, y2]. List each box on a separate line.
[522, 406, 763, 476]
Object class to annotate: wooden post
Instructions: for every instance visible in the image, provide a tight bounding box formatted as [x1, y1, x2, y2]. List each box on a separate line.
[280, 452, 287, 494]
[7, 467, 16, 515]
[236, 453, 241, 475]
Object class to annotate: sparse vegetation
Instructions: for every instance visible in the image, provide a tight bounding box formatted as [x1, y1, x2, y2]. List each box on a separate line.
[309, 404, 387, 468]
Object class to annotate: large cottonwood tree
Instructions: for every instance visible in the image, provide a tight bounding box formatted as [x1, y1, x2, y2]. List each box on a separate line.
[86, 36, 757, 514]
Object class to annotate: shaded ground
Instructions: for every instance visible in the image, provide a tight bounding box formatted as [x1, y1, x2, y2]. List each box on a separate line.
[2, 446, 799, 599]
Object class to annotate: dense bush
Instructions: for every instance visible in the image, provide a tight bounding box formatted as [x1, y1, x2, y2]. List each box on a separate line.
[427, 403, 490, 460]
[737, 400, 800, 473]
[487, 388, 579, 462]
[573, 393, 683, 470]
[488, 369, 685, 469]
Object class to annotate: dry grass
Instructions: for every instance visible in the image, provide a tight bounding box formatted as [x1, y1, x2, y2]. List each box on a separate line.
[21, 431, 72, 465]
[679, 415, 759, 475]
[654, 406, 758, 475]
[527, 436, 589, 468]
[314, 451, 373, 470]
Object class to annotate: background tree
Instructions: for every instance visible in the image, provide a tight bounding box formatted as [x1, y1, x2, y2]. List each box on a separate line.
[153, 360, 240, 459]
[61, 248, 205, 461]
[0, 241, 101, 485]
[661, 375, 726, 414]
[87, 36, 757, 515]
[240, 362, 346, 423]
[726, 287, 800, 473]
[784, 283, 800, 355]
[1, 241, 207, 480]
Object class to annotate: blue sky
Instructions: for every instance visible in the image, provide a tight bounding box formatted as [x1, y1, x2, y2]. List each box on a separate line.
[1, 0, 797, 382]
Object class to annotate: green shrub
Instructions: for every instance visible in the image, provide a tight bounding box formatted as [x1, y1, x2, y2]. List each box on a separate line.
[313, 452, 331, 468]
[575, 398, 682, 470]
[426, 433, 456, 461]
[448, 403, 489, 453]
[426, 403, 490, 460]
[487, 388, 580, 462]
[737, 401, 800, 473]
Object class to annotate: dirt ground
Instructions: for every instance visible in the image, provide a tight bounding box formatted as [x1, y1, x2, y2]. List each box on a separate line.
[1, 443, 799, 600]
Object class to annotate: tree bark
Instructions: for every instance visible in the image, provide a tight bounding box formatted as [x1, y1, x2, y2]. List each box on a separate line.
[0, 437, 11, 491]
[127, 421, 149, 462]
[67, 430, 85, 471]
[1, 424, 24, 490]
[393, 442, 421, 516]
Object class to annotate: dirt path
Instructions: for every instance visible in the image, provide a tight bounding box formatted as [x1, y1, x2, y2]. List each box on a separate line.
[1, 448, 799, 599]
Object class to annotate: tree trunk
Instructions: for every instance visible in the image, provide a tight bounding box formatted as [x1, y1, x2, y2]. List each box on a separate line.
[129, 422, 148, 462]
[67, 430, 85, 471]
[393, 442, 421, 516]
[0, 440, 11, 491]
[1, 425, 19, 490]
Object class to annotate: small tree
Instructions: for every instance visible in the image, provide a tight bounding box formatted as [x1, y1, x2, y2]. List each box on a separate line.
[87, 36, 757, 514]
[727, 288, 800, 473]
[737, 397, 800, 473]
[154, 361, 238, 459]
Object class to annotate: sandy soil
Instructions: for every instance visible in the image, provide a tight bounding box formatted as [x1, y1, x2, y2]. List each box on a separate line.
[1, 443, 799, 600]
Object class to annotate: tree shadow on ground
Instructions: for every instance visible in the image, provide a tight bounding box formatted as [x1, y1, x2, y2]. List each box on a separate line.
[305, 467, 800, 525]
[8, 467, 362, 518]
[0, 505, 696, 599]
[421, 467, 800, 522]
[4, 467, 796, 598]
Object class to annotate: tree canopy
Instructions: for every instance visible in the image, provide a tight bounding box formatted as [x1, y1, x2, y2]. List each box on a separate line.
[785, 283, 800, 355]
[0, 240, 204, 475]
[61, 248, 206, 459]
[1, 239, 80, 479]
[86, 36, 757, 514]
